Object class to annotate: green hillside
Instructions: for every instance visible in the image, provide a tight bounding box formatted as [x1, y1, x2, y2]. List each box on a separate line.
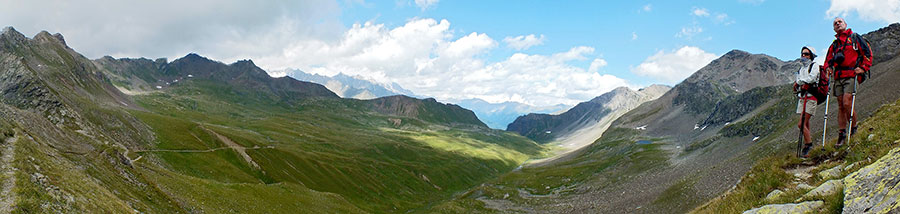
[0, 28, 549, 213]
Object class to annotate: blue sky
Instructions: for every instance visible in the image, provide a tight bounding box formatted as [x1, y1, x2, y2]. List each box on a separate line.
[339, 0, 890, 87]
[1, 0, 896, 106]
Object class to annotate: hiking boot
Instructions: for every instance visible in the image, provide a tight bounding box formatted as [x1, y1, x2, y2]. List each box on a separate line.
[836, 129, 847, 147]
[801, 144, 813, 158]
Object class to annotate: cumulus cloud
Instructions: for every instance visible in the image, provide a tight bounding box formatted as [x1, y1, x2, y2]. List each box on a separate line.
[631, 46, 718, 84]
[826, 0, 900, 23]
[588, 58, 608, 73]
[414, 0, 440, 10]
[502, 34, 546, 50]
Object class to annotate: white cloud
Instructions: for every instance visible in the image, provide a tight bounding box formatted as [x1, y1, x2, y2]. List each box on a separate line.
[714, 13, 736, 25]
[0, 1, 628, 106]
[266, 18, 625, 106]
[631, 46, 718, 84]
[676, 25, 704, 39]
[0, 0, 345, 64]
[502, 34, 546, 50]
[692, 7, 710, 17]
[826, 0, 900, 23]
[589, 58, 608, 73]
[632, 32, 638, 40]
[444, 32, 497, 58]
[642, 4, 653, 12]
[414, 0, 440, 10]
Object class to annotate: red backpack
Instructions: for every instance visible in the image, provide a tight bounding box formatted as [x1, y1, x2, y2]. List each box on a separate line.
[810, 65, 829, 105]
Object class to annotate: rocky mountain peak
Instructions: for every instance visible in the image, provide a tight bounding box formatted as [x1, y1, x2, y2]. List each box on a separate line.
[232, 59, 256, 67]
[179, 53, 209, 62]
[0, 26, 27, 44]
[683, 49, 792, 93]
[722, 49, 750, 59]
[33, 30, 68, 47]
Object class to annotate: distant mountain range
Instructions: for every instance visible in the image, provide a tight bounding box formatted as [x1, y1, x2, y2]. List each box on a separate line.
[506, 85, 670, 144]
[452, 99, 570, 130]
[284, 69, 571, 130]
[284, 69, 417, 100]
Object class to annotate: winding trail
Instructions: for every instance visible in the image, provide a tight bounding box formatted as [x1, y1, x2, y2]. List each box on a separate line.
[0, 134, 18, 213]
[202, 127, 261, 169]
[131, 126, 272, 170]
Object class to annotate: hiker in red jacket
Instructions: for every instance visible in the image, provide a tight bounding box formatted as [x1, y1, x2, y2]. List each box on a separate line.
[824, 17, 873, 147]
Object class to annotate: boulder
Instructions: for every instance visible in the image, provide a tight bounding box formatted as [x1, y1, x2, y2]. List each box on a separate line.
[765, 189, 785, 202]
[742, 201, 823, 214]
[803, 180, 842, 198]
[843, 147, 900, 213]
[818, 165, 842, 180]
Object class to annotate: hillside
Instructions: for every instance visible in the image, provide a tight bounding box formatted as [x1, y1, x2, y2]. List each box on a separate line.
[507, 85, 670, 143]
[0, 27, 548, 213]
[433, 23, 900, 213]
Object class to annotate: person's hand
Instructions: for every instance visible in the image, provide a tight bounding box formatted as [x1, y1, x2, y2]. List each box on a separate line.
[855, 67, 865, 74]
[826, 67, 834, 76]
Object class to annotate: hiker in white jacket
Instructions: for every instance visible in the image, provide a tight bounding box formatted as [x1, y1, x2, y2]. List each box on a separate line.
[794, 46, 818, 157]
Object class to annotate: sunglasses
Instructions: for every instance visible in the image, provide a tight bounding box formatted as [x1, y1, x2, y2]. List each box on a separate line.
[801, 52, 811, 56]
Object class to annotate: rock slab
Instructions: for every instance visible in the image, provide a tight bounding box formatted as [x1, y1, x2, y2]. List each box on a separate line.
[742, 201, 823, 214]
[843, 147, 900, 213]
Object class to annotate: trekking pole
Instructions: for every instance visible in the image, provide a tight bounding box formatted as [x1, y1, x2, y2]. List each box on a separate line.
[798, 92, 806, 158]
[821, 68, 833, 147]
[847, 75, 859, 146]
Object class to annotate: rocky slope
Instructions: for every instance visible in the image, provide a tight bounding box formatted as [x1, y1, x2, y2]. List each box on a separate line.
[507, 85, 670, 143]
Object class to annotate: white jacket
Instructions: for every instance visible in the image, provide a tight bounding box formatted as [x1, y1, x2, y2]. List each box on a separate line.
[795, 60, 819, 85]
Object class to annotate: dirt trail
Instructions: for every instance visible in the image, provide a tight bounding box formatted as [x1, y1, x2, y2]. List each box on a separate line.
[202, 127, 261, 169]
[1, 135, 19, 213]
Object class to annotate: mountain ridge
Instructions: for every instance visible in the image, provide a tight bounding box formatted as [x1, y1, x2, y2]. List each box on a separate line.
[506, 85, 670, 143]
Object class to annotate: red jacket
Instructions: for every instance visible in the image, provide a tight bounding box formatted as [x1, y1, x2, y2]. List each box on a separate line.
[824, 29, 872, 79]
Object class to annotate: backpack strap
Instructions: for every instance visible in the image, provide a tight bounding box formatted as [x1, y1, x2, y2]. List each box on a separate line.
[851, 33, 872, 69]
